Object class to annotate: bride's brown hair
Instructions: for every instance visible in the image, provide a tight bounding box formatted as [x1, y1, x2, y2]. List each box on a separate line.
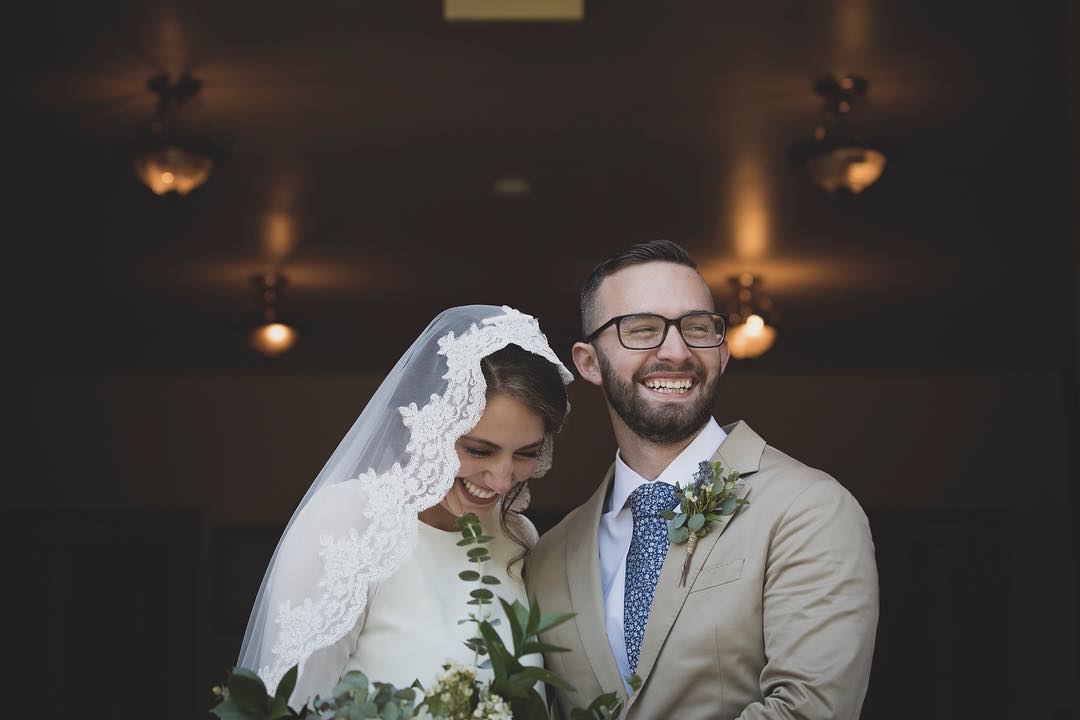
[480, 343, 569, 577]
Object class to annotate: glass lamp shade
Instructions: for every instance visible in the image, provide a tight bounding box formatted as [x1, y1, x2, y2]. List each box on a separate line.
[133, 145, 214, 195]
[726, 315, 777, 359]
[804, 146, 886, 194]
[250, 322, 298, 357]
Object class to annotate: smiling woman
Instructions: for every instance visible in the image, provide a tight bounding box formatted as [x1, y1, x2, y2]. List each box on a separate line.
[236, 306, 573, 708]
[421, 343, 570, 570]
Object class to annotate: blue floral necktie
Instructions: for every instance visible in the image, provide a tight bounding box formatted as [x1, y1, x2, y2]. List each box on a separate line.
[623, 481, 678, 675]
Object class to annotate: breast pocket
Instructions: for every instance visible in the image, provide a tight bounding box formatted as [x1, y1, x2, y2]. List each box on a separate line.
[689, 558, 744, 593]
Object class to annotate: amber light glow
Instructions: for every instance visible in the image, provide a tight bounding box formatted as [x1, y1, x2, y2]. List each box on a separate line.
[723, 275, 778, 359]
[250, 322, 298, 357]
[726, 314, 777, 359]
[132, 145, 214, 195]
[805, 147, 886, 194]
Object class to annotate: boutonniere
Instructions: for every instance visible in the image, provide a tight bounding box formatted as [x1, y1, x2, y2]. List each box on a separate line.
[663, 460, 749, 586]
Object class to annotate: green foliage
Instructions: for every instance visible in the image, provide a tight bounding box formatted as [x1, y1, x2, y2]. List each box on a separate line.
[667, 525, 690, 543]
[569, 692, 623, 720]
[211, 511, 622, 720]
[670, 460, 748, 546]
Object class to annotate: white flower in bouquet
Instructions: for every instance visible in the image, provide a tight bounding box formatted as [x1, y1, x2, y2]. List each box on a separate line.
[472, 691, 512, 720]
[424, 660, 477, 720]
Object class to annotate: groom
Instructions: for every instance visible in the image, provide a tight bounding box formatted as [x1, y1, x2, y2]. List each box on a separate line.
[529, 241, 878, 719]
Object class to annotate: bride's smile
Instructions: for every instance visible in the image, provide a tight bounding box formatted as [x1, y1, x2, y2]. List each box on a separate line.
[431, 393, 547, 525]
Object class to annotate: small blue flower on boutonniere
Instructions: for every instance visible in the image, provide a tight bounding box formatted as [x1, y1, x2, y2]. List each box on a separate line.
[662, 460, 749, 586]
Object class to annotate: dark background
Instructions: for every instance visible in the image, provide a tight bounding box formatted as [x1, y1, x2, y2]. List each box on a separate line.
[6, 2, 1078, 718]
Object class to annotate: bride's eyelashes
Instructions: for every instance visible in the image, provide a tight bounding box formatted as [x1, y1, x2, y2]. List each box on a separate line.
[465, 447, 540, 459]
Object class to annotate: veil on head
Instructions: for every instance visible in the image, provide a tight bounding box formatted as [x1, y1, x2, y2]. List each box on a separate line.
[237, 305, 574, 700]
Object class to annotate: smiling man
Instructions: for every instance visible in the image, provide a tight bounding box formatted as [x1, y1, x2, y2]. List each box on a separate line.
[528, 240, 879, 719]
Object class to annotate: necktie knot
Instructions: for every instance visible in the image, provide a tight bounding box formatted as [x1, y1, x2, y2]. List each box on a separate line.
[629, 481, 677, 519]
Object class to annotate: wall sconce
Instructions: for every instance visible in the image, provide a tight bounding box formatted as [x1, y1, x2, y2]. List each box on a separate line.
[725, 274, 778, 359]
[249, 273, 299, 358]
[132, 73, 225, 196]
[789, 75, 887, 194]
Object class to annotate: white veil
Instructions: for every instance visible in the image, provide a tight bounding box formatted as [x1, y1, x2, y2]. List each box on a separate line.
[237, 305, 573, 700]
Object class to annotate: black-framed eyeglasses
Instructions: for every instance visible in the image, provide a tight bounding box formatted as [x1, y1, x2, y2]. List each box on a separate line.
[584, 312, 728, 350]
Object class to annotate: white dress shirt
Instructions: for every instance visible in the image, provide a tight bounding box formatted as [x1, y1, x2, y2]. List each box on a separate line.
[598, 417, 727, 686]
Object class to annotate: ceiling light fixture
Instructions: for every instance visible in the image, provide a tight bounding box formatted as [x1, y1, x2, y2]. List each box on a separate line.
[725, 274, 778, 359]
[789, 75, 887, 194]
[249, 273, 299, 358]
[132, 73, 225, 196]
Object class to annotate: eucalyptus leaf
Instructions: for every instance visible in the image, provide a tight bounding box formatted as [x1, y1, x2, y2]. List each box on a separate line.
[458, 570, 480, 581]
[660, 510, 676, 520]
[464, 637, 488, 655]
[268, 696, 292, 720]
[475, 535, 495, 542]
[470, 588, 494, 600]
[668, 526, 689, 543]
[719, 496, 738, 515]
[228, 669, 270, 715]
[672, 513, 687, 529]
[500, 597, 525, 654]
[515, 665, 576, 692]
[521, 640, 571, 655]
[508, 688, 550, 719]
[535, 610, 575, 635]
[333, 672, 369, 702]
[381, 701, 399, 720]
[526, 595, 541, 637]
[481, 575, 501, 585]
[688, 513, 705, 532]
[274, 665, 298, 703]
[466, 547, 488, 558]
[479, 622, 511, 677]
[456, 537, 476, 546]
[209, 699, 255, 720]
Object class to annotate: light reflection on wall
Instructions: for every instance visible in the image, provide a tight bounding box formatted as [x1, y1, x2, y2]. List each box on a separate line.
[732, 156, 769, 261]
[835, 0, 869, 58]
[262, 212, 297, 264]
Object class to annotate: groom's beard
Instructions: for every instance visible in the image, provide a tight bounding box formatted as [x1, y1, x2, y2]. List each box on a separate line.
[596, 349, 718, 446]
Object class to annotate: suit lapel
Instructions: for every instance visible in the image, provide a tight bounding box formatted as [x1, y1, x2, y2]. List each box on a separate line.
[564, 465, 629, 707]
[628, 421, 765, 701]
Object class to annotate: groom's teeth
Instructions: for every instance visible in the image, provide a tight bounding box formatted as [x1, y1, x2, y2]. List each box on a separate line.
[463, 479, 496, 499]
[643, 378, 694, 393]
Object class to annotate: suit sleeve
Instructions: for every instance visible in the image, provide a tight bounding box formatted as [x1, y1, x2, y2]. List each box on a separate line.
[738, 477, 879, 720]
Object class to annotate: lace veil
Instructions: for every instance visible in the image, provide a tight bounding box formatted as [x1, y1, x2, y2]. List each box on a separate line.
[237, 305, 573, 700]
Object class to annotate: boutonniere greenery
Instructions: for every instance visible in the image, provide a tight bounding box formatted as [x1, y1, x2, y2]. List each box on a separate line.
[663, 460, 748, 586]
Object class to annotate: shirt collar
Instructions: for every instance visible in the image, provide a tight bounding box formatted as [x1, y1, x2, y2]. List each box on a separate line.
[610, 417, 727, 513]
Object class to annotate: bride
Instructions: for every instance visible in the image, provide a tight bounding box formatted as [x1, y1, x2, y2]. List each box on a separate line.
[238, 305, 573, 708]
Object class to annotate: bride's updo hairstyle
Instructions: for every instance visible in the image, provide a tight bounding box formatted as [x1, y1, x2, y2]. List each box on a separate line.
[480, 343, 570, 574]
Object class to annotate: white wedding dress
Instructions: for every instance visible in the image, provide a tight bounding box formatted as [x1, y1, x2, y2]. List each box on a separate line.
[290, 512, 542, 705]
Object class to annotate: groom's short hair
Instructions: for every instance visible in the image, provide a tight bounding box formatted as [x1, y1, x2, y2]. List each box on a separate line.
[580, 239, 697, 337]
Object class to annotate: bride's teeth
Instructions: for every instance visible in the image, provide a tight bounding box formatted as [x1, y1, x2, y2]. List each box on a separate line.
[463, 479, 496, 499]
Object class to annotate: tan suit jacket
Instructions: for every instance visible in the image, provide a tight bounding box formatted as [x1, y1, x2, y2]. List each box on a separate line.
[527, 421, 878, 719]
